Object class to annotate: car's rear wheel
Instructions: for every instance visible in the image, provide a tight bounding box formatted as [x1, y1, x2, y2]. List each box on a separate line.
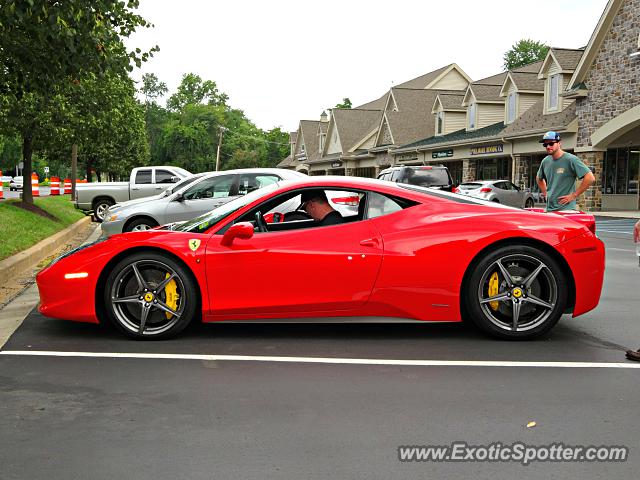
[525, 198, 535, 208]
[124, 217, 158, 233]
[93, 198, 114, 223]
[464, 245, 567, 339]
[104, 252, 197, 339]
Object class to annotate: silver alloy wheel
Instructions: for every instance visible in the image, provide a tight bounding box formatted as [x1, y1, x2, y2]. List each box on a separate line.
[132, 223, 153, 231]
[109, 259, 186, 336]
[476, 254, 558, 332]
[95, 203, 109, 221]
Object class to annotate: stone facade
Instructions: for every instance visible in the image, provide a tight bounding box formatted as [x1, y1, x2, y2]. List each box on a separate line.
[576, 0, 640, 147]
[513, 155, 528, 190]
[462, 159, 476, 182]
[577, 151, 604, 211]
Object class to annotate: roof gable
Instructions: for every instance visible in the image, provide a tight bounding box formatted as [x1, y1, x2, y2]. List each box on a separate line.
[538, 48, 584, 78]
[395, 63, 472, 90]
[331, 109, 382, 153]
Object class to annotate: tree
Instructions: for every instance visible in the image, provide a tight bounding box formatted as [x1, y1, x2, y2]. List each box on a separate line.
[166, 73, 229, 112]
[0, 0, 156, 204]
[335, 98, 352, 109]
[141, 73, 168, 105]
[503, 39, 550, 70]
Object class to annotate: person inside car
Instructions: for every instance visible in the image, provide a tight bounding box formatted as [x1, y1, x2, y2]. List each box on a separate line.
[300, 190, 344, 226]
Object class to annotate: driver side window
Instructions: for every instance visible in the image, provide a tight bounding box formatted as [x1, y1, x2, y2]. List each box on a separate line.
[183, 175, 235, 201]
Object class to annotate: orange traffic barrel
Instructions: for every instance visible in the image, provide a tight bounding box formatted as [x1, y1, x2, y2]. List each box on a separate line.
[64, 178, 72, 194]
[50, 176, 60, 195]
[0, 170, 3, 199]
[32, 172, 39, 197]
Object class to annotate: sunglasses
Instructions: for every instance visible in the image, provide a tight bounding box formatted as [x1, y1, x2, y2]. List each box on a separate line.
[543, 142, 556, 148]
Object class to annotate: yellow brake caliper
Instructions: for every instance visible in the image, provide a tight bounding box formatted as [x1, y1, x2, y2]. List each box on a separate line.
[163, 273, 179, 319]
[488, 272, 500, 311]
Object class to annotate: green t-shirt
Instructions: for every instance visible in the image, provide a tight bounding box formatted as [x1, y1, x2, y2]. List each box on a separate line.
[536, 152, 591, 212]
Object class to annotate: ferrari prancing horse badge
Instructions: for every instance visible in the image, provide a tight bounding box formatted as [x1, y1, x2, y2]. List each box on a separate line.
[189, 239, 201, 252]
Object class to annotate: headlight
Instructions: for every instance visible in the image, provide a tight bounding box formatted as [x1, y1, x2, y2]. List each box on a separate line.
[49, 237, 109, 266]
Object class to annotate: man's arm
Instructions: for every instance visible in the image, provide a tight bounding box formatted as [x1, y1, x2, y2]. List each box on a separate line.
[558, 171, 595, 205]
[536, 177, 547, 200]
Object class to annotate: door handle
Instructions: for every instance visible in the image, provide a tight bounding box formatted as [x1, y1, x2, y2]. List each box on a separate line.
[360, 238, 379, 247]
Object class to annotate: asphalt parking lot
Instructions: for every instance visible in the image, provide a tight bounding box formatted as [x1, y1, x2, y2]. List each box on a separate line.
[0, 218, 638, 479]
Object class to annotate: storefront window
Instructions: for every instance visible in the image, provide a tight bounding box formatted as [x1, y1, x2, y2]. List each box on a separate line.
[476, 158, 511, 181]
[616, 148, 628, 194]
[629, 149, 639, 195]
[603, 147, 640, 194]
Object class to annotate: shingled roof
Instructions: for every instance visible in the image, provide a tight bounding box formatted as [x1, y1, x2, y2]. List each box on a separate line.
[330, 108, 382, 154]
[550, 48, 584, 70]
[468, 84, 504, 103]
[399, 121, 506, 150]
[382, 88, 462, 145]
[436, 92, 466, 111]
[395, 64, 453, 89]
[508, 71, 545, 91]
[501, 98, 576, 138]
[297, 120, 321, 162]
[474, 71, 508, 86]
[276, 154, 294, 168]
[355, 92, 388, 110]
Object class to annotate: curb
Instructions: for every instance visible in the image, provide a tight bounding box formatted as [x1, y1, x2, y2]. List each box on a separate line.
[0, 216, 92, 281]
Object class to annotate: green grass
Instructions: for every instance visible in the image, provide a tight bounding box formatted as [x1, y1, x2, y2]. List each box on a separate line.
[0, 196, 86, 261]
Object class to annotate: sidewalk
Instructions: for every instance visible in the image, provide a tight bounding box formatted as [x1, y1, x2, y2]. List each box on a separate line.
[589, 210, 640, 219]
[0, 222, 102, 348]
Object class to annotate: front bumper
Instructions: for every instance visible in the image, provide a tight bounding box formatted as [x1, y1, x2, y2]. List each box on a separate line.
[100, 217, 127, 236]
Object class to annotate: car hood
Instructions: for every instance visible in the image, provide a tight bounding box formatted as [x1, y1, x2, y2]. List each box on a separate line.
[111, 193, 169, 211]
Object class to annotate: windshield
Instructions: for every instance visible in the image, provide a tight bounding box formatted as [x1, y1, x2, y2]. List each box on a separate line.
[166, 174, 206, 195]
[404, 168, 451, 187]
[174, 182, 281, 233]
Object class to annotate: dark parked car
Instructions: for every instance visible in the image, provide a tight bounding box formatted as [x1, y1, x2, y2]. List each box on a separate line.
[377, 165, 454, 191]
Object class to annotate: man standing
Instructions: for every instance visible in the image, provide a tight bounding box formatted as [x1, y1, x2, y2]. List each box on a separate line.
[536, 131, 595, 212]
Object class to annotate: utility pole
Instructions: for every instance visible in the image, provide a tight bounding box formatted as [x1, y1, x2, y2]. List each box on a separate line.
[215, 126, 227, 171]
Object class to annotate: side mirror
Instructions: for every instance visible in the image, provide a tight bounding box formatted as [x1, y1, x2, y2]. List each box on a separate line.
[170, 176, 181, 183]
[221, 222, 254, 247]
[173, 193, 185, 202]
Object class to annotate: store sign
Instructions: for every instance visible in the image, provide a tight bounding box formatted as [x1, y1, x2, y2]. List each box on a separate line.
[471, 144, 504, 156]
[397, 153, 418, 162]
[432, 149, 453, 159]
[331, 161, 343, 168]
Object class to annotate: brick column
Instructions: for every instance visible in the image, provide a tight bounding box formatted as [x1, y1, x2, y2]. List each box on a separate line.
[577, 150, 604, 212]
[462, 159, 476, 182]
[512, 155, 528, 190]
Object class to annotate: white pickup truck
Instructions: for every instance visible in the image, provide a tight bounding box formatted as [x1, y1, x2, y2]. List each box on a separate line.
[75, 166, 192, 221]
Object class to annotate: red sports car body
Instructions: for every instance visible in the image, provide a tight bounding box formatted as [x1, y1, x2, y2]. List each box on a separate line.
[36, 177, 605, 340]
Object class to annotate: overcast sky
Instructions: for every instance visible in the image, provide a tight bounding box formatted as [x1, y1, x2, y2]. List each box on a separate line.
[127, 0, 609, 133]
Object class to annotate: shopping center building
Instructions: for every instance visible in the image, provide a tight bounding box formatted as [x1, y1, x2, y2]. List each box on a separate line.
[279, 0, 639, 211]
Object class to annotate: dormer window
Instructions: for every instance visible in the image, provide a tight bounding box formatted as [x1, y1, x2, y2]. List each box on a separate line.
[548, 74, 560, 110]
[507, 93, 516, 123]
[468, 103, 476, 130]
[436, 111, 444, 135]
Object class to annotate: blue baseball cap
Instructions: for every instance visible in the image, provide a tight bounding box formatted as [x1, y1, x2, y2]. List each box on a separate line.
[539, 131, 561, 143]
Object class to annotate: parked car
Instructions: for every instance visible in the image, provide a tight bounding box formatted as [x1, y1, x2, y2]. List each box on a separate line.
[635, 219, 639, 266]
[453, 180, 535, 208]
[101, 168, 307, 236]
[377, 165, 454, 191]
[38, 176, 604, 340]
[75, 166, 192, 222]
[9, 176, 23, 191]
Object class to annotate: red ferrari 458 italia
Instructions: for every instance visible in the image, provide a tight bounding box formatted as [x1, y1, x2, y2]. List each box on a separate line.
[36, 177, 605, 340]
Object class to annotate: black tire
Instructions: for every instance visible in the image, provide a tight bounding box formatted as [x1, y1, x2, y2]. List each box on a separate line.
[93, 198, 114, 223]
[124, 217, 158, 233]
[491, 199, 500, 203]
[463, 245, 567, 340]
[103, 252, 197, 340]
[525, 198, 535, 208]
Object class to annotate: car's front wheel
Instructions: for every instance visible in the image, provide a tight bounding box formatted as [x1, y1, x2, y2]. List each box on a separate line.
[124, 217, 158, 233]
[104, 252, 197, 339]
[93, 198, 114, 222]
[464, 245, 567, 339]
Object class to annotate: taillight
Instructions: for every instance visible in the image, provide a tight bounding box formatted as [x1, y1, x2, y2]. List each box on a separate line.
[331, 196, 359, 206]
[480, 187, 492, 193]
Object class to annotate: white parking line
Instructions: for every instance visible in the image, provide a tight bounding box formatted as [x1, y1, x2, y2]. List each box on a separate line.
[1, 350, 639, 368]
